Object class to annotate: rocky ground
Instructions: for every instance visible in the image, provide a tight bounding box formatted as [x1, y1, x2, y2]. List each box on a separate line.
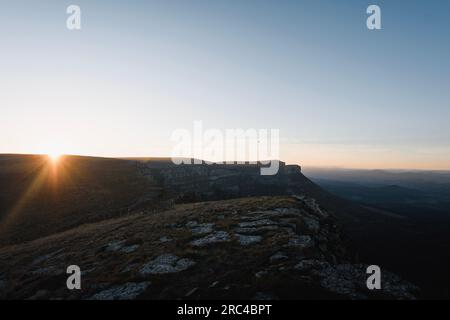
[0, 195, 418, 300]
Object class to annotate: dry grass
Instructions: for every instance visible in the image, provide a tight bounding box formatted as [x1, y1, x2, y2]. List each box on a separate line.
[0, 196, 344, 300]
[0, 155, 161, 245]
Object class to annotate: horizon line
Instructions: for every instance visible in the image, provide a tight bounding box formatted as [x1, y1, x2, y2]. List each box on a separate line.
[1, 152, 450, 173]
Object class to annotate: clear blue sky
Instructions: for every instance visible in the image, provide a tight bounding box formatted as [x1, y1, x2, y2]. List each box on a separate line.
[1, 0, 449, 169]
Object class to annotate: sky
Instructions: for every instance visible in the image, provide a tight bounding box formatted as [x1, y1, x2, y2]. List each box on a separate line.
[1, 0, 450, 169]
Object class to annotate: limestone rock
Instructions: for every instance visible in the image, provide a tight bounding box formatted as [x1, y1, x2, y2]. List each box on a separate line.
[89, 282, 151, 300]
[190, 223, 215, 235]
[286, 235, 314, 249]
[140, 254, 195, 275]
[239, 219, 277, 228]
[235, 234, 262, 246]
[190, 231, 230, 247]
[270, 252, 289, 262]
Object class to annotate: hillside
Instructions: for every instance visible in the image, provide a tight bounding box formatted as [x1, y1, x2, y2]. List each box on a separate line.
[0, 196, 417, 300]
[0, 155, 362, 246]
[0, 154, 423, 299]
[0, 155, 162, 245]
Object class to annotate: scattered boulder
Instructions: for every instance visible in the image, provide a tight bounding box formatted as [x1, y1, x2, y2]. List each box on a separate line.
[270, 252, 289, 262]
[89, 282, 151, 300]
[106, 240, 126, 252]
[239, 219, 277, 228]
[286, 235, 314, 249]
[255, 270, 269, 278]
[235, 234, 262, 246]
[140, 254, 195, 275]
[317, 264, 418, 300]
[190, 231, 230, 247]
[294, 261, 419, 300]
[274, 208, 292, 214]
[120, 244, 140, 253]
[106, 240, 140, 253]
[190, 223, 215, 235]
[186, 221, 198, 228]
[274, 207, 302, 217]
[159, 236, 173, 243]
[294, 259, 329, 272]
[233, 226, 279, 235]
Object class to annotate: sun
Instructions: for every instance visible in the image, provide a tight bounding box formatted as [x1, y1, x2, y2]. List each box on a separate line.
[48, 152, 61, 163]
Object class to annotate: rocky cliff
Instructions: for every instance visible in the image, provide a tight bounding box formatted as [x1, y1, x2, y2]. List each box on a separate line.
[137, 160, 309, 202]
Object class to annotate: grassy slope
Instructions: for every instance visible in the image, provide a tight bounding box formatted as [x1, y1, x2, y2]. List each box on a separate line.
[0, 155, 161, 246]
[0, 196, 349, 300]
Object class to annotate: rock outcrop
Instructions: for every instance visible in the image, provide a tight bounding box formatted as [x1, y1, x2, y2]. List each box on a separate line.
[0, 196, 418, 300]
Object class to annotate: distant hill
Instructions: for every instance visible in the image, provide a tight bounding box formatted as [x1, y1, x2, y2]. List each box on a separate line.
[303, 167, 450, 190]
[303, 167, 450, 298]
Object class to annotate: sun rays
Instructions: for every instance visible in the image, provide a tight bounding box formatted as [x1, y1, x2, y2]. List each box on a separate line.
[48, 152, 62, 163]
[0, 154, 81, 235]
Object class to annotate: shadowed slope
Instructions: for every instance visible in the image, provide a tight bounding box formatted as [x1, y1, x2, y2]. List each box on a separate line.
[0, 196, 417, 300]
[0, 155, 161, 245]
